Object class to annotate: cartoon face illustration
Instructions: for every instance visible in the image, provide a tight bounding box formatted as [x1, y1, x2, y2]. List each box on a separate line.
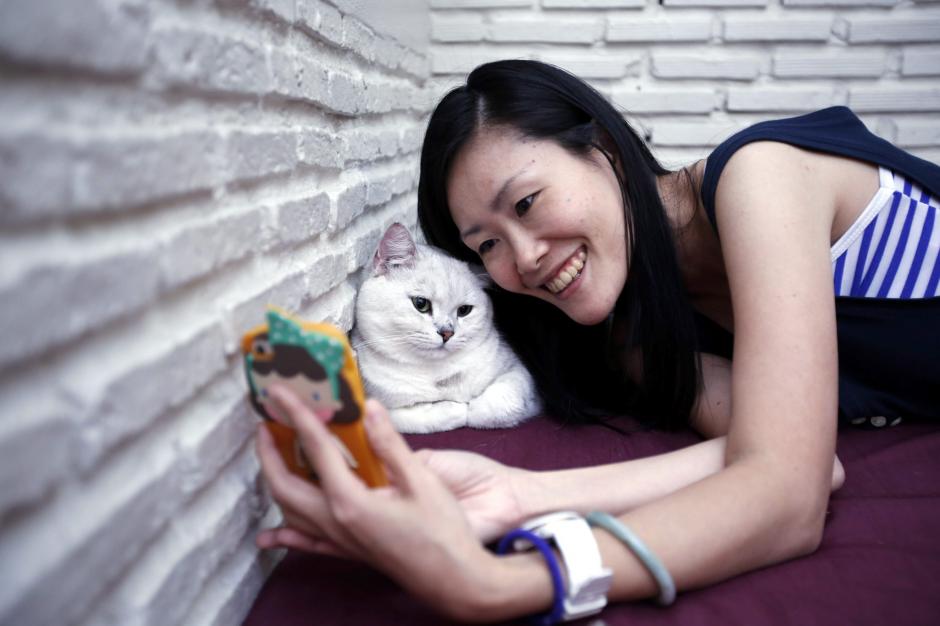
[250, 371, 343, 425]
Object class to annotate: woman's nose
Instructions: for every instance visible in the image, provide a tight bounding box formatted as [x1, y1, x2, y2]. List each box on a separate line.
[512, 231, 548, 276]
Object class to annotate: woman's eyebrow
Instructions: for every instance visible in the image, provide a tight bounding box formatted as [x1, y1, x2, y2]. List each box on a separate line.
[459, 165, 531, 240]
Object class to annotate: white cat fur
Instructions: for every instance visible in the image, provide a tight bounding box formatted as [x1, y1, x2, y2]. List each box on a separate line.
[352, 224, 542, 434]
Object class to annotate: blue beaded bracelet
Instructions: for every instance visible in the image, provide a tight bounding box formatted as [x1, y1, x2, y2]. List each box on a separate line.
[497, 528, 566, 626]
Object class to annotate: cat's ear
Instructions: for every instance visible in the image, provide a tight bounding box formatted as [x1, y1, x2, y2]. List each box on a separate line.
[469, 263, 494, 289]
[373, 223, 417, 275]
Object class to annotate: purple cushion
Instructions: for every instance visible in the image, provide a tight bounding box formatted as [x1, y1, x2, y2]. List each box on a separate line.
[242, 417, 940, 625]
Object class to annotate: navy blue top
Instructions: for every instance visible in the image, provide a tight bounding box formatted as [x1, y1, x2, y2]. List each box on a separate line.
[697, 107, 940, 424]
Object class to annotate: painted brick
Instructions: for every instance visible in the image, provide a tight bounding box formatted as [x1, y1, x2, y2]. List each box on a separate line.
[297, 129, 345, 168]
[727, 88, 839, 111]
[0, 425, 183, 625]
[0, 0, 150, 75]
[850, 88, 940, 112]
[430, 48, 509, 74]
[432, 16, 485, 42]
[228, 270, 311, 348]
[612, 89, 719, 114]
[0, 132, 76, 223]
[488, 19, 604, 43]
[326, 69, 366, 116]
[902, 49, 940, 75]
[71, 321, 227, 472]
[665, 0, 768, 6]
[295, 0, 345, 49]
[544, 0, 645, 7]
[540, 54, 641, 79]
[159, 208, 263, 290]
[652, 121, 744, 146]
[218, 0, 296, 23]
[723, 18, 833, 42]
[784, 0, 897, 5]
[773, 52, 885, 78]
[652, 55, 762, 80]
[0, 380, 76, 513]
[300, 282, 358, 330]
[224, 131, 298, 184]
[0, 249, 161, 369]
[1, 131, 227, 222]
[151, 28, 270, 96]
[180, 533, 277, 626]
[275, 193, 331, 246]
[895, 121, 940, 147]
[431, 0, 533, 7]
[83, 442, 259, 626]
[607, 18, 712, 42]
[75, 131, 226, 212]
[336, 178, 369, 228]
[846, 17, 940, 43]
[400, 125, 425, 154]
[343, 127, 399, 163]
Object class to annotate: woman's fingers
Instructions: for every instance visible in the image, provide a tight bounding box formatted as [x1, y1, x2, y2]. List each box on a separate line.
[255, 423, 321, 505]
[268, 386, 366, 501]
[363, 399, 423, 493]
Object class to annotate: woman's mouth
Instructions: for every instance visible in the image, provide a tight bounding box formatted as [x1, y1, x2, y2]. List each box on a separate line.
[543, 248, 586, 295]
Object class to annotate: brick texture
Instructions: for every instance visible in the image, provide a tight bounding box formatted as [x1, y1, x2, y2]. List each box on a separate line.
[0, 1, 429, 625]
[428, 0, 940, 163]
[3, 1, 940, 625]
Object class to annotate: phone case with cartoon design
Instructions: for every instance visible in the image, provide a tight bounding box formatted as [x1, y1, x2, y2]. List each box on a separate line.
[242, 309, 388, 488]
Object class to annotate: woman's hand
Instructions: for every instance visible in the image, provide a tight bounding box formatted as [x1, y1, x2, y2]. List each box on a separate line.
[416, 449, 530, 543]
[254, 386, 502, 619]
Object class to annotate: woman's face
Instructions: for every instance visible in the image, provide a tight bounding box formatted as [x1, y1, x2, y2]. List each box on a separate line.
[447, 126, 628, 325]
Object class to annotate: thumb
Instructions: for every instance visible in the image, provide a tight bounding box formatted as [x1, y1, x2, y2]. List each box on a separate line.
[364, 399, 422, 493]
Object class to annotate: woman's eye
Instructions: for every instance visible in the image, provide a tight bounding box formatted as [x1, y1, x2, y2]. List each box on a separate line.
[457, 305, 473, 317]
[515, 193, 535, 217]
[411, 296, 432, 313]
[478, 240, 495, 255]
[260, 388, 269, 398]
[313, 392, 320, 401]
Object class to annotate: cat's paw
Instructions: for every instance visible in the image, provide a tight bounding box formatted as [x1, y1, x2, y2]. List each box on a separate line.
[389, 401, 469, 434]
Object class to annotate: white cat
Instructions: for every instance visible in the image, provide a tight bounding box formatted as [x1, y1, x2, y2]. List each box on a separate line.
[352, 223, 542, 434]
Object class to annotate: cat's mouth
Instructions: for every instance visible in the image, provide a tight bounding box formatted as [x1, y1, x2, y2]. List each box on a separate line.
[542, 247, 586, 295]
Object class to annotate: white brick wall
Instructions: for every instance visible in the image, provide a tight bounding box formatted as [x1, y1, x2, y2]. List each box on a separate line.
[0, 1, 429, 625]
[430, 1, 940, 167]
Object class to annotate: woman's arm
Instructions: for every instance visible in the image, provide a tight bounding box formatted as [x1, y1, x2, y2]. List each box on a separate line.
[469, 141, 846, 614]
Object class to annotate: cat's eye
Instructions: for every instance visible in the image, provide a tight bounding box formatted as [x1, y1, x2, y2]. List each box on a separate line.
[411, 296, 432, 313]
[515, 193, 536, 217]
[457, 305, 473, 317]
[478, 240, 495, 255]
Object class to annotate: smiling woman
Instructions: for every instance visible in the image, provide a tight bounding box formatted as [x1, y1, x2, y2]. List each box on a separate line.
[419, 61, 702, 428]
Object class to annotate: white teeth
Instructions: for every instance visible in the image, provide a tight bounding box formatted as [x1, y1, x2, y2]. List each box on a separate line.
[544, 249, 586, 294]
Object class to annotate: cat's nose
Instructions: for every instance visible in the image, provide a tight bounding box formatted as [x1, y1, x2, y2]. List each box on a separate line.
[438, 328, 454, 343]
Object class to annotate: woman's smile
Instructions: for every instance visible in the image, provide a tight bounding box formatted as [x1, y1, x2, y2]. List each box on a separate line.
[540, 246, 586, 296]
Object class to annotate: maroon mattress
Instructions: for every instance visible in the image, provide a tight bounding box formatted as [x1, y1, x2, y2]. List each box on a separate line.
[242, 416, 940, 625]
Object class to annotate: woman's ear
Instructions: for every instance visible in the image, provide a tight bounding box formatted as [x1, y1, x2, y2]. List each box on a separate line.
[372, 222, 417, 275]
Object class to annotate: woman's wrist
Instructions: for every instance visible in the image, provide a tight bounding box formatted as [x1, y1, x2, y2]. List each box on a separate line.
[462, 549, 556, 622]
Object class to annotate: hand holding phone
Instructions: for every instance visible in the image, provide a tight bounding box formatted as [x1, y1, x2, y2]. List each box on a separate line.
[242, 308, 388, 487]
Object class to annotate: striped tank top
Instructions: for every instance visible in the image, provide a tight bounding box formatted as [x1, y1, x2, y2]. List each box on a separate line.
[831, 167, 940, 299]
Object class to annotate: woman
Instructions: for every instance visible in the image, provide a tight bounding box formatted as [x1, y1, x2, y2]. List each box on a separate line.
[254, 61, 940, 622]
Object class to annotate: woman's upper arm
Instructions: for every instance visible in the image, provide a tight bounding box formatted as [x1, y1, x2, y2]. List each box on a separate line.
[714, 142, 840, 511]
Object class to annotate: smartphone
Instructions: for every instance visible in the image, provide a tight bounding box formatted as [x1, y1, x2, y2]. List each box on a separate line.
[242, 307, 388, 488]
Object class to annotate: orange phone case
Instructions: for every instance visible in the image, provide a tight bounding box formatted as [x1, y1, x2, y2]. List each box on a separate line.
[242, 308, 388, 488]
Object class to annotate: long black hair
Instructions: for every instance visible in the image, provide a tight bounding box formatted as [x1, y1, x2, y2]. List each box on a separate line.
[417, 60, 699, 429]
